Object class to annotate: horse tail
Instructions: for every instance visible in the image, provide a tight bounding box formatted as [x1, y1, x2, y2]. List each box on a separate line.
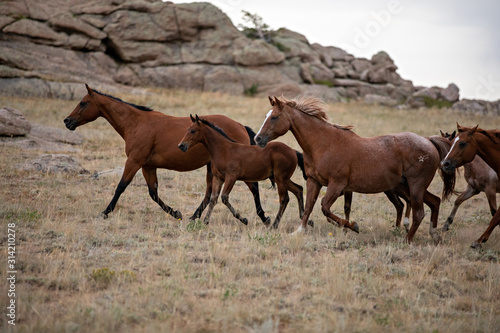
[428, 135, 457, 200]
[245, 126, 257, 145]
[296, 151, 308, 180]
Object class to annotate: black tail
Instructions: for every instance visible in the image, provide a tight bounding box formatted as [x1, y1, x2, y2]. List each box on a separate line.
[428, 135, 457, 200]
[245, 126, 257, 145]
[296, 151, 308, 180]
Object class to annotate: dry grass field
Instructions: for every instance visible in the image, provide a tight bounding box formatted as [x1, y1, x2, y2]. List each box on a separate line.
[1, 88, 500, 333]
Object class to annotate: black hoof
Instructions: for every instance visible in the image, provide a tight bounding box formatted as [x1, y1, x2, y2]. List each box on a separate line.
[442, 223, 449, 232]
[174, 210, 182, 220]
[99, 212, 108, 219]
[351, 222, 359, 234]
[271, 222, 279, 229]
[241, 218, 248, 225]
[307, 220, 314, 227]
[263, 217, 271, 226]
[471, 241, 481, 249]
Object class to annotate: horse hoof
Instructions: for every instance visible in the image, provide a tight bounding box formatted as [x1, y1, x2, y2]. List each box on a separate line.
[263, 217, 271, 226]
[241, 218, 248, 225]
[203, 219, 210, 225]
[174, 210, 182, 220]
[352, 222, 359, 233]
[442, 224, 449, 232]
[471, 241, 481, 249]
[99, 212, 108, 219]
[271, 223, 279, 229]
[307, 220, 314, 227]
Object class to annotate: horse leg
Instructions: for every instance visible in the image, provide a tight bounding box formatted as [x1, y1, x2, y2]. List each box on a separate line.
[245, 181, 270, 226]
[472, 209, 500, 248]
[423, 190, 441, 245]
[100, 159, 141, 218]
[321, 182, 359, 233]
[443, 185, 479, 231]
[485, 185, 498, 217]
[343, 190, 352, 221]
[142, 167, 182, 220]
[293, 178, 322, 233]
[221, 178, 248, 225]
[270, 181, 289, 229]
[384, 190, 404, 229]
[203, 176, 223, 225]
[406, 189, 425, 244]
[288, 180, 305, 218]
[190, 164, 212, 220]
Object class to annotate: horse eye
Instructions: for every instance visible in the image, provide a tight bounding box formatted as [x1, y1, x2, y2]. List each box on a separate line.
[79, 101, 88, 107]
[271, 116, 279, 121]
[459, 142, 466, 148]
[191, 130, 196, 134]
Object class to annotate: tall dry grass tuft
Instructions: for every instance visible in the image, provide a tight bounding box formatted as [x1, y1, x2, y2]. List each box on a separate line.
[1, 89, 500, 332]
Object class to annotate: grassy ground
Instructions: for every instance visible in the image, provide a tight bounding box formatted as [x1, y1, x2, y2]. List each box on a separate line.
[1, 89, 500, 332]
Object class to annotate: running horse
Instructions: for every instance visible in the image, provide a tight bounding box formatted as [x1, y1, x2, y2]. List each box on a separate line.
[441, 124, 500, 248]
[63, 84, 270, 224]
[178, 115, 307, 228]
[255, 96, 455, 244]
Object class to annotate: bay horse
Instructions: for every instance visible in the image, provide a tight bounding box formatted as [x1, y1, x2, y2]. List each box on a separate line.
[255, 96, 455, 244]
[178, 115, 307, 228]
[440, 130, 499, 232]
[63, 84, 270, 224]
[441, 124, 500, 248]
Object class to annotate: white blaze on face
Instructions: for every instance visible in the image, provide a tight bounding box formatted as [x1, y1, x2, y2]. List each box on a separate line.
[255, 110, 273, 138]
[444, 136, 460, 160]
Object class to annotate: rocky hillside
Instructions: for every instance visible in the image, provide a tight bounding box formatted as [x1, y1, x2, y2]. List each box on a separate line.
[1, 0, 498, 113]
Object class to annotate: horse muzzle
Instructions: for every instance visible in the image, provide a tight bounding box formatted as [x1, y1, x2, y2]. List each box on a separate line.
[178, 142, 189, 152]
[64, 117, 77, 131]
[255, 134, 268, 148]
[441, 159, 456, 174]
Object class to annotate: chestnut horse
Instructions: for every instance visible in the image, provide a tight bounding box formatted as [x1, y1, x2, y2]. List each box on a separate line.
[440, 130, 499, 232]
[64, 84, 270, 224]
[255, 96, 455, 244]
[178, 115, 307, 228]
[441, 124, 500, 248]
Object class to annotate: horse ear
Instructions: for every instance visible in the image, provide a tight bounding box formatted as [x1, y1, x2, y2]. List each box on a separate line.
[457, 122, 464, 133]
[195, 114, 201, 123]
[439, 130, 445, 137]
[469, 124, 479, 136]
[190, 114, 196, 123]
[268, 96, 275, 106]
[85, 83, 93, 95]
[451, 130, 456, 139]
[273, 96, 283, 109]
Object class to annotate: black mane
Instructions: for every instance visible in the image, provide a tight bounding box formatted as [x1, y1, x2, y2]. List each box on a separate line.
[199, 118, 236, 142]
[93, 89, 153, 112]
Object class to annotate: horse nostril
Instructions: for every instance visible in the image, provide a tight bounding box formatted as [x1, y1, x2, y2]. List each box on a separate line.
[64, 118, 70, 125]
[255, 136, 261, 143]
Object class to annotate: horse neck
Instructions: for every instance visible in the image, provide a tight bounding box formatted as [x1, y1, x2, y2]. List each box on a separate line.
[200, 126, 233, 158]
[287, 107, 346, 156]
[96, 96, 141, 139]
[475, 133, 500, 174]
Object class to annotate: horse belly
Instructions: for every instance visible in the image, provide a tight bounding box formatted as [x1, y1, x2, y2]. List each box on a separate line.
[149, 145, 210, 172]
[346, 164, 402, 193]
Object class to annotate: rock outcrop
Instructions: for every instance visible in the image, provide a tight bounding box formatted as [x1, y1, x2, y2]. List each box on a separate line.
[0, 0, 497, 112]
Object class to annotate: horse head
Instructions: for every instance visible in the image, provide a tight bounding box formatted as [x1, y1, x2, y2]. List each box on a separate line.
[178, 115, 203, 152]
[441, 123, 479, 174]
[254, 96, 291, 148]
[64, 84, 102, 130]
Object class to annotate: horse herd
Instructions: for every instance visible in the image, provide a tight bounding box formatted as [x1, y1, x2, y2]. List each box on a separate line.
[63, 84, 500, 248]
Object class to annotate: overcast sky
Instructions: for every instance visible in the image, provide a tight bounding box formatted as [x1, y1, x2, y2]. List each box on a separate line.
[170, 0, 500, 101]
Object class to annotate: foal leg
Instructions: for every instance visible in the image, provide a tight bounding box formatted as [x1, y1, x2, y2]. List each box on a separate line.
[384, 190, 404, 228]
[472, 209, 500, 248]
[221, 179, 248, 225]
[443, 185, 479, 231]
[100, 158, 142, 219]
[245, 181, 270, 226]
[293, 178, 321, 233]
[270, 181, 290, 229]
[142, 167, 182, 220]
[190, 164, 213, 220]
[203, 177, 223, 224]
[485, 184, 498, 217]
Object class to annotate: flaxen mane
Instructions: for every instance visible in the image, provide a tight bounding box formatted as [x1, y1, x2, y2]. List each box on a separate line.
[281, 96, 354, 131]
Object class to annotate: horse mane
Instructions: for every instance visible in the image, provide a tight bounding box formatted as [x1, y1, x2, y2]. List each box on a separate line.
[461, 126, 500, 144]
[198, 117, 237, 143]
[93, 89, 153, 112]
[281, 96, 354, 131]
